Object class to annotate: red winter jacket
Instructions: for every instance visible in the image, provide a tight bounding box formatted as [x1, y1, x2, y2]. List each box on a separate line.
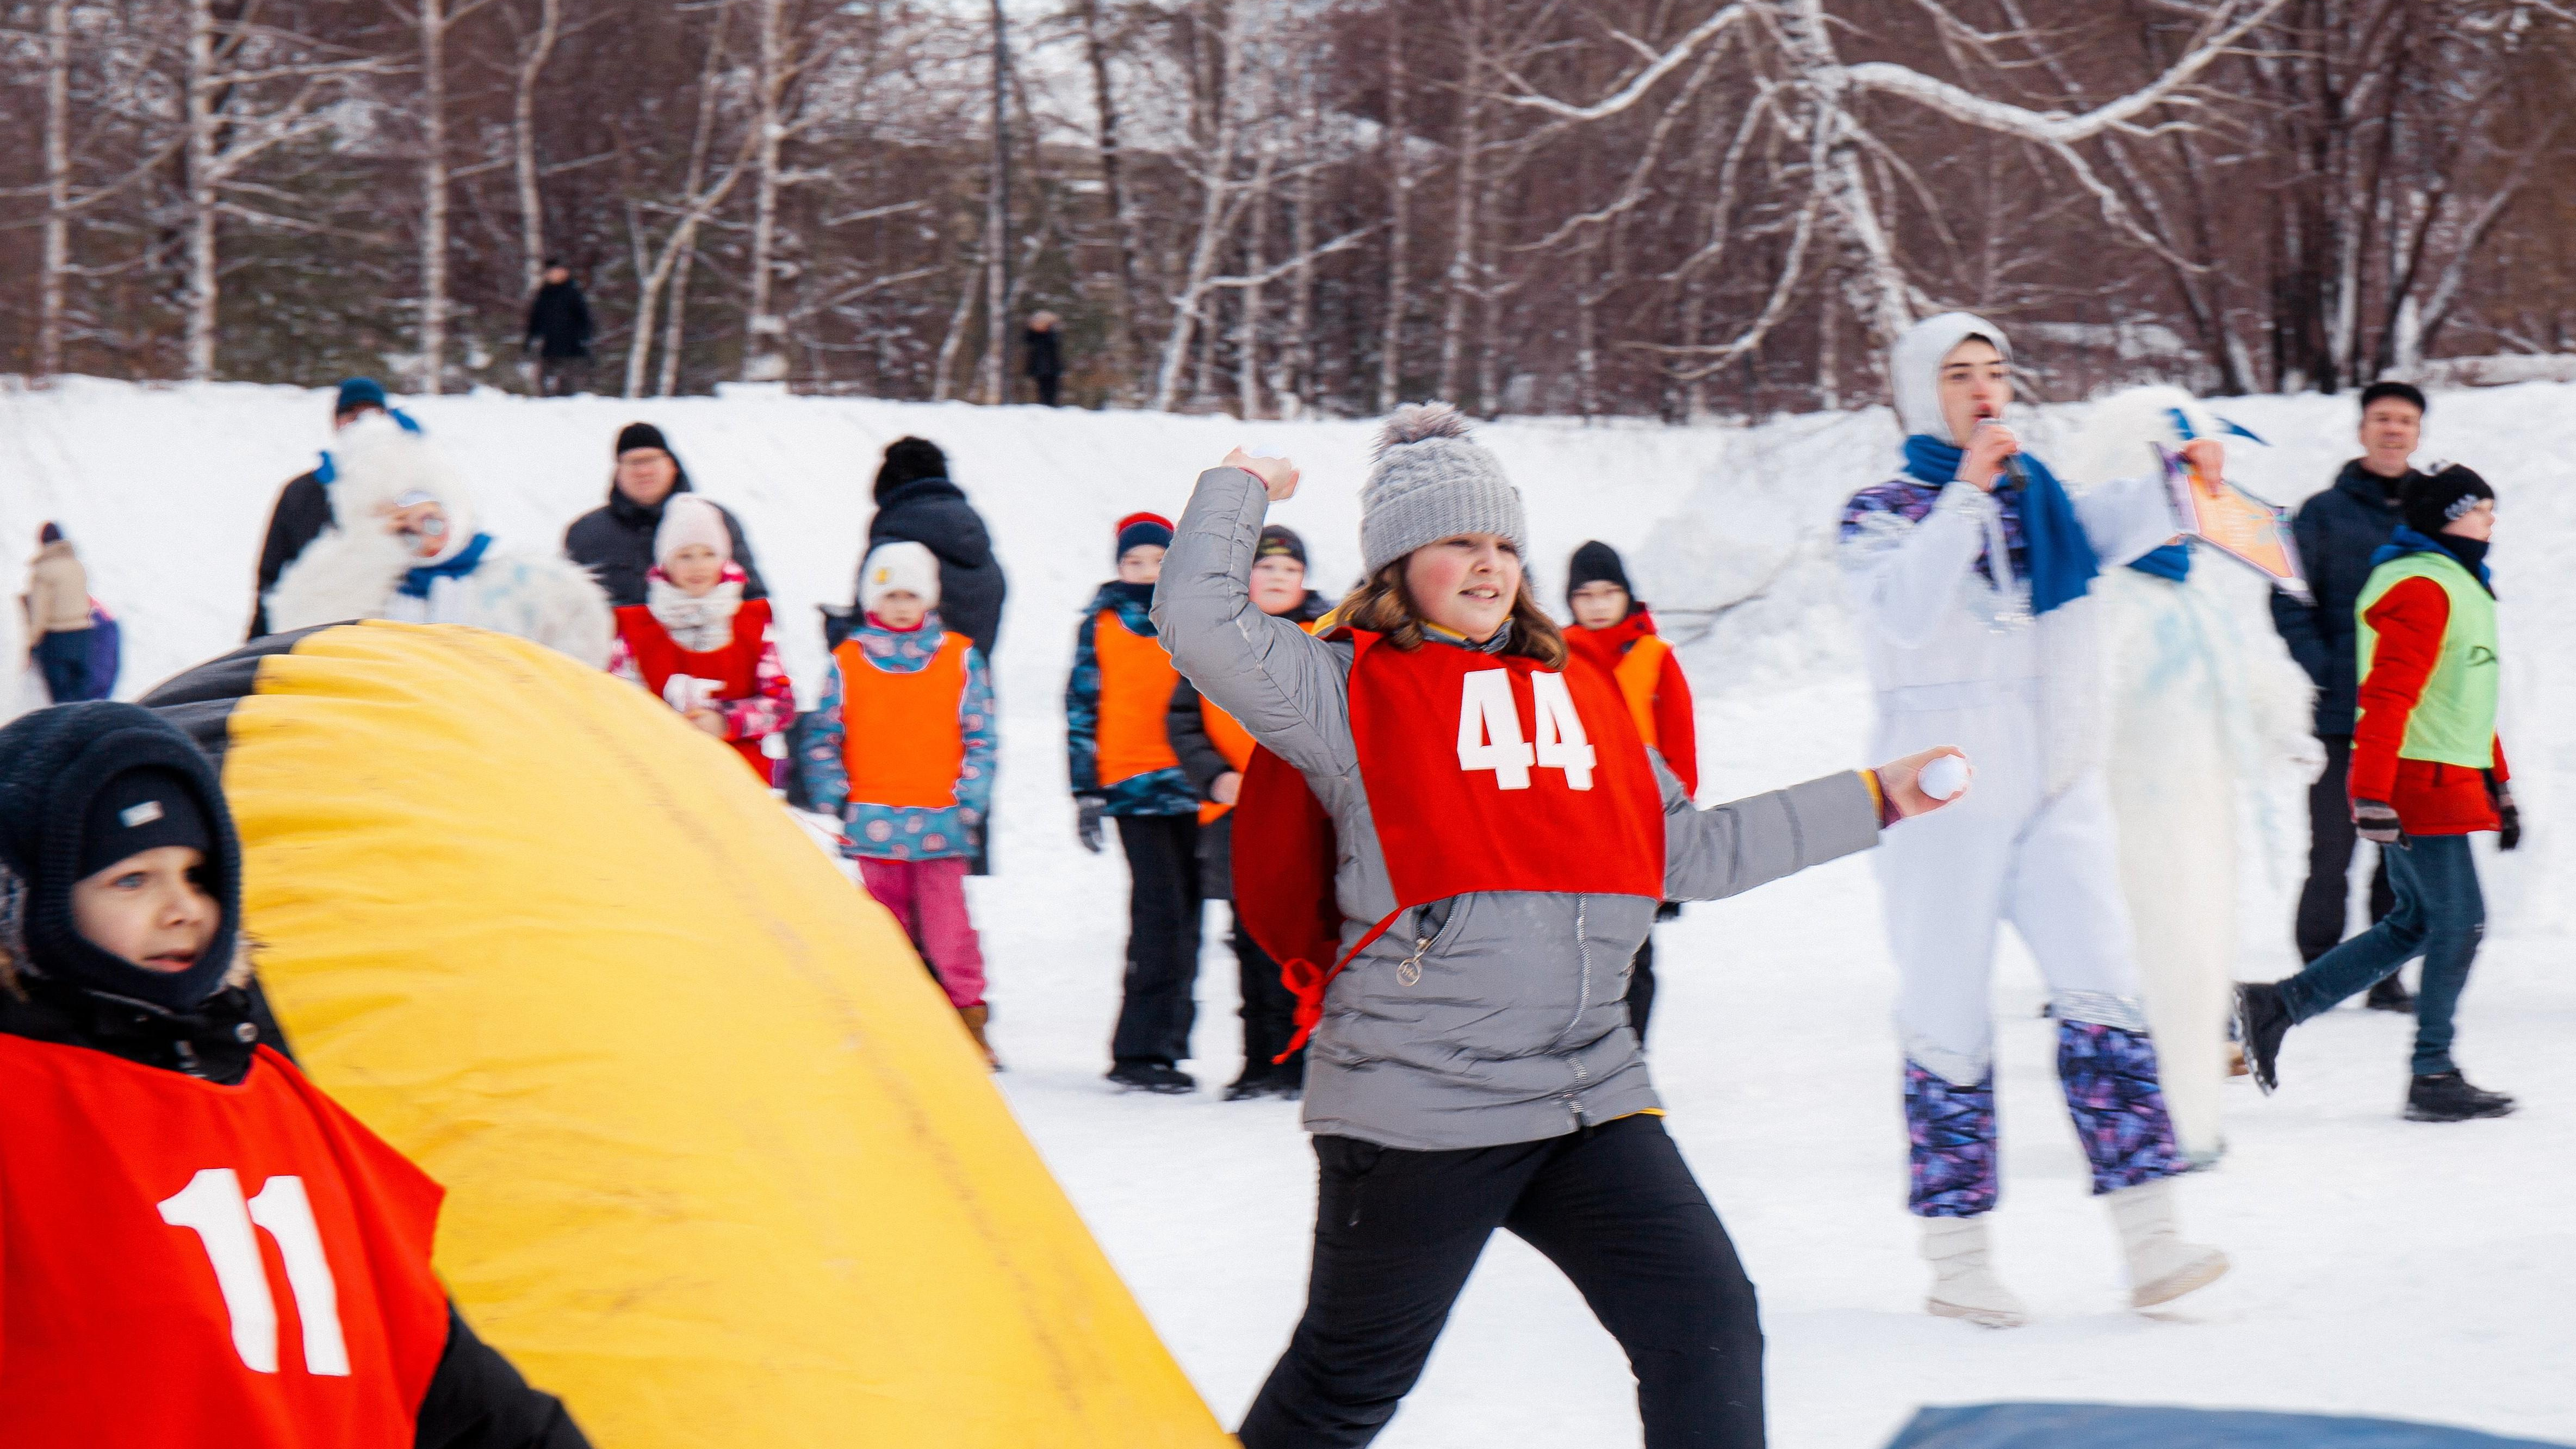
[1565, 611, 1699, 797]
[2350, 576, 2507, 836]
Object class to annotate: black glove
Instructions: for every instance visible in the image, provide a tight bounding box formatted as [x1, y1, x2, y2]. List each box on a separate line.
[2353, 799, 2401, 847]
[2488, 776, 2520, 852]
[1075, 795, 1106, 854]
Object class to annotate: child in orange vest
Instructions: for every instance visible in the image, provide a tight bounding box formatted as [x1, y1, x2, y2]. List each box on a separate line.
[0, 702, 588, 1448]
[1167, 524, 1332, 1101]
[1068, 512, 1204, 1094]
[799, 542, 998, 1067]
[1564, 539, 1698, 1042]
[605, 494, 793, 782]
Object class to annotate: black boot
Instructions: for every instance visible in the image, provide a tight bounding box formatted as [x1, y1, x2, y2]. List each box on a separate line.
[2405, 1071, 2517, 1122]
[1107, 1060, 1196, 1094]
[2234, 982, 2292, 1095]
[2365, 975, 2416, 1013]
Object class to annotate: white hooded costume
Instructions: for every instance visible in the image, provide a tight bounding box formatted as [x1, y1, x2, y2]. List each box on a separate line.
[2058, 387, 2323, 1165]
[267, 415, 614, 668]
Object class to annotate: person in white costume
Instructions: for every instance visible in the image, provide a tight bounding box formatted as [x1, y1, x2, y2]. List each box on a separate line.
[2058, 388, 2324, 1168]
[268, 414, 614, 668]
[1838, 314, 2230, 1327]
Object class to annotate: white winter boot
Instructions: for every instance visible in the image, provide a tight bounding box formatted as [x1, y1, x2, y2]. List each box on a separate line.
[2107, 1179, 2230, 1308]
[1920, 1216, 2031, 1328]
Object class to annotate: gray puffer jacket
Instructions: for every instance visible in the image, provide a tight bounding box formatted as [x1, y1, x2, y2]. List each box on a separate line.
[1154, 467, 1882, 1150]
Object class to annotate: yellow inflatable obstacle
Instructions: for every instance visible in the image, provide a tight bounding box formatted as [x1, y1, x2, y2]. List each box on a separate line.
[144, 621, 1230, 1448]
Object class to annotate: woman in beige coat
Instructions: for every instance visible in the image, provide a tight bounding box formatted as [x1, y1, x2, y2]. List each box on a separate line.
[21, 523, 96, 702]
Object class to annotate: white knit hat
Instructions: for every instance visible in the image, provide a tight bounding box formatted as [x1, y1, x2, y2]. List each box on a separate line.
[1357, 403, 1528, 575]
[860, 541, 941, 613]
[653, 493, 733, 567]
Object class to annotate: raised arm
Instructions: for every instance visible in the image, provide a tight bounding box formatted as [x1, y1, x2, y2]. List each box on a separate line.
[1659, 753, 1882, 902]
[2072, 468, 2187, 569]
[1151, 464, 1357, 778]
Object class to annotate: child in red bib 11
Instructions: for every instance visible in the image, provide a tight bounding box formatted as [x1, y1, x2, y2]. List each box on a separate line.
[798, 542, 1000, 1067]
[606, 493, 792, 783]
[1563, 538, 1697, 1043]
[1154, 405, 1966, 1449]
[0, 701, 587, 1449]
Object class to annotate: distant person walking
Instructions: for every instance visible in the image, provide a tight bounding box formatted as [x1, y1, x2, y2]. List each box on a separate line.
[22, 524, 98, 703]
[524, 260, 595, 397]
[2270, 381, 2429, 1010]
[564, 423, 767, 608]
[1025, 311, 1065, 407]
[249, 377, 395, 638]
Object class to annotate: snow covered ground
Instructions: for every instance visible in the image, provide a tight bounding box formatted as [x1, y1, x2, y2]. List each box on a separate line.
[6, 377, 2572, 1445]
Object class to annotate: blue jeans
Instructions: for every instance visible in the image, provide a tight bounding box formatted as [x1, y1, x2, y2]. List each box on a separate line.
[34, 627, 94, 703]
[2277, 832, 2483, 1074]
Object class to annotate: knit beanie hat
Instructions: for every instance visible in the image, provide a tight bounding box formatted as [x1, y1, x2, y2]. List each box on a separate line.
[1255, 524, 1308, 569]
[875, 437, 949, 502]
[2403, 464, 2494, 538]
[0, 702, 242, 1012]
[654, 494, 733, 567]
[1564, 540, 1636, 608]
[616, 421, 674, 459]
[860, 541, 941, 613]
[1115, 512, 1174, 561]
[1357, 403, 1526, 576]
[39, 521, 63, 546]
[335, 376, 388, 418]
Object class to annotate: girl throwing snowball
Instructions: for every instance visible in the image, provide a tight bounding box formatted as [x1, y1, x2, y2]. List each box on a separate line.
[1156, 405, 1961, 1449]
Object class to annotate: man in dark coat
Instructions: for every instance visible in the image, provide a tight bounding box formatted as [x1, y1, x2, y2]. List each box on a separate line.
[2269, 380, 2426, 1006]
[524, 260, 594, 397]
[862, 437, 1007, 658]
[562, 422, 767, 608]
[1023, 311, 1064, 408]
[249, 378, 391, 639]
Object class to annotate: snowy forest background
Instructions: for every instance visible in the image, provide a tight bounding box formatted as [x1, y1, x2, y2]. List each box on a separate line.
[2, 0, 2572, 417]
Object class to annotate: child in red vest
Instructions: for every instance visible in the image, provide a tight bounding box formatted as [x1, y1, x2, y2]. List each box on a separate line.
[606, 494, 792, 782]
[1067, 512, 1205, 1095]
[1564, 539, 1698, 1043]
[799, 543, 999, 1067]
[0, 702, 586, 1449]
[1156, 405, 1964, 1449]
[1166, 524, 1332, 1102]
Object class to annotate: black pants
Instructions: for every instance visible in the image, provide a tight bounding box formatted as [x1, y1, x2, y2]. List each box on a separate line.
[536, 355, 590, 397]
[1033, 372, 1062, 407]
[1239, 1115, 1764, 1449]
[1627, 933, 1658, 1042]
[34, 627, 94, 703]
[1232, 909, 1305, 1082]
[2296, 735, 2397, 963]
[1111, 814, 1203, 1065]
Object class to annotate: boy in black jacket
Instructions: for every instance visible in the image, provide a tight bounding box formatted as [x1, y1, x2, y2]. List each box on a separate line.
[0, 702, 586, 1449]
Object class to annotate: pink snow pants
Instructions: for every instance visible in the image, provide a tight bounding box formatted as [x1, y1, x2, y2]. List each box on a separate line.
[858, 856, 987, 1009]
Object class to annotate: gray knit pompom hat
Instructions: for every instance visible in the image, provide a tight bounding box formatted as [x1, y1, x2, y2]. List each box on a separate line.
[1357, 402, 1528, 575]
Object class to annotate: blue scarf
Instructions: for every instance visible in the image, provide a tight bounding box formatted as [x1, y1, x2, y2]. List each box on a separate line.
[2128, 542, 2193, 581]
[2373, 525, 2494, 596]
[311, 408, 423, 486]
[399, 532, 493, 599]
[1901, 434, 2100, 615]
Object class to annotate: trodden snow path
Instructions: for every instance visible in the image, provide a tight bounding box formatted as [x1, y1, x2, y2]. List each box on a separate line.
[7, 378, 2571, 1444]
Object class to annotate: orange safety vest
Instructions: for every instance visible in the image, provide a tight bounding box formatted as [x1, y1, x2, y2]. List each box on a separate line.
[1611, 634, 1673, 750]
[1195, 701, 1259, 825]
[834, 631, 973, 809]
[1092, 608, 1181, 788]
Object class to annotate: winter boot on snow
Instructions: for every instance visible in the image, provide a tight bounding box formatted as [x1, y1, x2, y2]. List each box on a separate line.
[959, 1004, 1000, 1072]
[2366, 973, 2416, 1013]
[2405, 1071, 2517, 1122]
[1919, 1217, 2030, 1328]
[1107, 1061, 1195, 1094]
[2107, 1180, 2230, 1309]
[2233, 982, 2292, 1094]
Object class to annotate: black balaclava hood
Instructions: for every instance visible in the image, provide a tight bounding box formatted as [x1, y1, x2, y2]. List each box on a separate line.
[0, 703, 242, 1012]
[1564, 539, 1640, 613]
[875, 436, 951, 503]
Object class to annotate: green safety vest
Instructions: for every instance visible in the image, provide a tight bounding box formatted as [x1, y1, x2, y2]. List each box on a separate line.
[2355, 549, 2499, 768]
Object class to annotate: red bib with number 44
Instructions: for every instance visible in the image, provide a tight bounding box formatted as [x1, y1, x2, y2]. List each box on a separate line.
[0, 1038, 452, 1448]
[1349, 629, 1665, 906]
